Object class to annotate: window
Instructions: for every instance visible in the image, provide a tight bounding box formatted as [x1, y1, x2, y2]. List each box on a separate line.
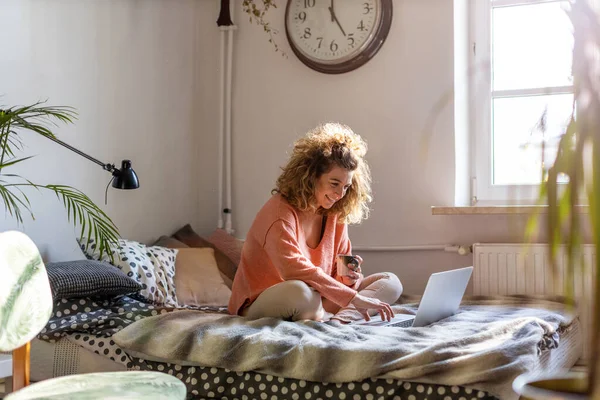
[471, 0, 574, 205]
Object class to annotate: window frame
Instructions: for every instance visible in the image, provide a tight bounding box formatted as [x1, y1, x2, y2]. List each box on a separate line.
[469, 0, 574, 206]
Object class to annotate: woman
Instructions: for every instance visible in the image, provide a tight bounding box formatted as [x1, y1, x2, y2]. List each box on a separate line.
[228, 123, 402, 323]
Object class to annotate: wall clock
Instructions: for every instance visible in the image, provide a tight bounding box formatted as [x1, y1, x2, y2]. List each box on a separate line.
[285, 0, 393, 74]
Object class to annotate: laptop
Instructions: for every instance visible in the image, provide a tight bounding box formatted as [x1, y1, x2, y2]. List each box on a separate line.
[356, 266, 473, 328]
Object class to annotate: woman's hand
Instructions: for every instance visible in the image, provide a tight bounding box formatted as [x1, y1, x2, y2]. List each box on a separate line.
[340, 267, 362, 288]
[349, 293, 395, 322]
[339, 255, 363, 288]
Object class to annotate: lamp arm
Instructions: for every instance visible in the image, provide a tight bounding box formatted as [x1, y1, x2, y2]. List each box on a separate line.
[45, 135, 116, 173]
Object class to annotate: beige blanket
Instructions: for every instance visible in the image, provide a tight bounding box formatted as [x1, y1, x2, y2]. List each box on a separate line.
[113, 296, 577, 399]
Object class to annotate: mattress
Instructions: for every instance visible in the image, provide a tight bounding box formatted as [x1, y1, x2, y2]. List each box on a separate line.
[32, 333, 499, 400]
[30, 295, 582, 400]
[535, 318, 582, 374]
[30, 338, 126, 382]
[30, 318, 582, 400]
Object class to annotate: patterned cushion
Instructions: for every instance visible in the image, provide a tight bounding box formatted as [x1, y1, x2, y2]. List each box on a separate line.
[78, 238, 179, 307]
[46, 260, 142, 301]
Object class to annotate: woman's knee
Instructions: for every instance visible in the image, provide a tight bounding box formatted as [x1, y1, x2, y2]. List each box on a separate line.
[260, 280, 322, 321]
[362, 272, 403, 304]
[244, 280, 322, 321]
[283, 280, 323, 320]
[282, 280, 317, 302]
[383, 272, 403, 300]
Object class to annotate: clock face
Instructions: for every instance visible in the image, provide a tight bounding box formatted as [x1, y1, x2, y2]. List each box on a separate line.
[285, 0, 392, 74]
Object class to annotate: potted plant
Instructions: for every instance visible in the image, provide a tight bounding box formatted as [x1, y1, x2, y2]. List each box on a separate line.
[513, 0, 600, 398]
[242, 0, 600, 396]
[0, 102, 119, 259]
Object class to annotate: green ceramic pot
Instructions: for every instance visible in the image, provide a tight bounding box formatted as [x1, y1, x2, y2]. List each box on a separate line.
[513, 372, 589, 400]
[5, 371, 187, 400]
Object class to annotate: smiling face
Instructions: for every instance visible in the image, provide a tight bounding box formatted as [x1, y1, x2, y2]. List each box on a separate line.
[314, 165, 354, 210]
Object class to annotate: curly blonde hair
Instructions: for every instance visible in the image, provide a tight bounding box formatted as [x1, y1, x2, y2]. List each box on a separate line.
[273, 122, 372, 224]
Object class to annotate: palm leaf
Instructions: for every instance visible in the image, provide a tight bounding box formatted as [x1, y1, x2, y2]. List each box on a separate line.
[3, 102, 77, 125]
[44, 185, 118, 261]
[0, 185, 33, 224]
[7, 132, 24, 151]
[0, 156, 35, 169]
[0, 120, 12, 174]
[2, 180, 34, 211]
[0, 103, 76, 142]
[0, 101, 119, 264]
[0, 133, 24, 160]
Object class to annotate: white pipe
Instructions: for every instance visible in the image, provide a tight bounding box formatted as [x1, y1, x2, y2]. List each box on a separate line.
[217, 22, 226, 230]
[352, 245, 472, 255]
[224, 1, 236, 234]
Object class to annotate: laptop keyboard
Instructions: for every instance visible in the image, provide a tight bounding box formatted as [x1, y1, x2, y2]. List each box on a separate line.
[386, 319, 413, 328]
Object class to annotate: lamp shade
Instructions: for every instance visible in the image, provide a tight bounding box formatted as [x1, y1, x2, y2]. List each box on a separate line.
[112, 160, 139, 189]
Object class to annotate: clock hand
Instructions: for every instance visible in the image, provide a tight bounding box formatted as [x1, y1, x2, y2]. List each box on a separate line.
[328, 6, 347, 37]
[330, 0, 334, 22]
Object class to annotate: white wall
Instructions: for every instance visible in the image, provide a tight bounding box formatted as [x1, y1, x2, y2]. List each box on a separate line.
[0, 0, 220, 261]
[230, 0, 532, 294]
[1, 0, 535, 295]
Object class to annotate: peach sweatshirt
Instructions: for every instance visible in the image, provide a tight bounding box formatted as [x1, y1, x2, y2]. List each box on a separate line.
[228, 194, 357, 315]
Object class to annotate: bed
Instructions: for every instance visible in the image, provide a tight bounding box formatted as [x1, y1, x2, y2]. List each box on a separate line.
[28, 226, 582, 400]
[30, 293, 582, 400]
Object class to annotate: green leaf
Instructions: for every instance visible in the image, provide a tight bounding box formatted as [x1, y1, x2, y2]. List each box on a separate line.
[0, 185, 33, 224]
[0, 101, 119, 265]
[0, 156, 35, 169]
[44, 184, 119, 263]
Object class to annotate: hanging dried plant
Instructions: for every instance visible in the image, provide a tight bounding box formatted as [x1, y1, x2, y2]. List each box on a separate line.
[242, 0, 286, 56]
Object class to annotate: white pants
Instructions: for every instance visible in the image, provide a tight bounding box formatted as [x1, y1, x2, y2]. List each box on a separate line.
[242, 272, 403, 322]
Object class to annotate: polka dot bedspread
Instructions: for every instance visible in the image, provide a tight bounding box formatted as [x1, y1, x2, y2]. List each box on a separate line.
[38, 295, 499, 400]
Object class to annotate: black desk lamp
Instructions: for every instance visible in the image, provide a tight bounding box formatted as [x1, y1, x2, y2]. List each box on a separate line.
[46, 135, 140, 190]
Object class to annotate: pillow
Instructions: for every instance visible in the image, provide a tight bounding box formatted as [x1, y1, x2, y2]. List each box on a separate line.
[207, 228, 244, 267]
[45, 260, 142, 301]
[78, 238, 179, 307]
[153, 236, 189, 249]
[174, 248, 231, 306]
[173, 225, 238, 287]
[154, 233, 233, 288]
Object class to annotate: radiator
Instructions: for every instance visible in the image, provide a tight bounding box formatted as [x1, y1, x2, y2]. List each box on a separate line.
[472, 243, 596, 363]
